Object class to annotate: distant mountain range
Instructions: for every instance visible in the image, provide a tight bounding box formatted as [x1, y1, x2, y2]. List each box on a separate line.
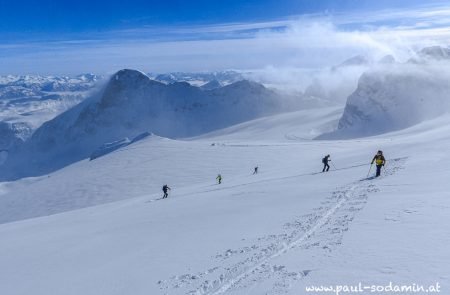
[149, 70, 245, 87]
[0, 73, 101, 98]
[0, 73, 102, 150]
[0, 69, 301, 179]
[0, 71, 243, 151]
[3, 46, 449, 177]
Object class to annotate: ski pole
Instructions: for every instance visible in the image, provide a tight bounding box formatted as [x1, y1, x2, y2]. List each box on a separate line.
[331, 162, 337, 170]
[366, 164, 373, 178]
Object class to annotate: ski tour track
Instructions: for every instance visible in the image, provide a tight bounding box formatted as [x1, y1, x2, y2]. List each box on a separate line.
[158, 157, 407, 295]
[149, 158, 406, 203]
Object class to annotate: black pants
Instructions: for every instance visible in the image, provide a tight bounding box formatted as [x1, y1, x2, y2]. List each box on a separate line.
[376, 165, 382, 177]
[323, 163, 330, 172]
[163, 192, 168, 198]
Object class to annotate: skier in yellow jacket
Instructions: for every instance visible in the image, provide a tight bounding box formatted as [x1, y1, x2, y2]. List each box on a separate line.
[371, 150, 386, 177]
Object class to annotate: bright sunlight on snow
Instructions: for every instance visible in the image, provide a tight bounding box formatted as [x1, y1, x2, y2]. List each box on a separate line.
[1, 1, 450, 295]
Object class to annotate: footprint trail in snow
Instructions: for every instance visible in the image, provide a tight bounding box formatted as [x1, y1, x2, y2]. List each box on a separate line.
[159, 157, 407, 295]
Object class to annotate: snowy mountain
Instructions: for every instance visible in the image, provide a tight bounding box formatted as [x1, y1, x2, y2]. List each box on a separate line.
[302, 57, 370, 105]
[151, 70, 244, 86]
[200, 79, 222, 90]
[409, 46, 450, 63]
[0, 122, 31, 151]
[0, 69, 300, 179]
[2, 47, 450, 295]
[378, 54, 396, 64]
[0, 73, 100, 94]
[0, 73, 102, 150]
[331, 55, 369, 71]
[320, 47, 450, 139]
[0, 102, 449, 294]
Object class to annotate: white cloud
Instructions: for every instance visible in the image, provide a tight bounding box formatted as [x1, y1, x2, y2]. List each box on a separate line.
[1, 3, 450, 75]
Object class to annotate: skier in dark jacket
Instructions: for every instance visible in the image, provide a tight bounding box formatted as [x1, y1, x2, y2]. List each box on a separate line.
[216, 174, 222, 184]
[253, 166, 258, 175]
[162, 184, 171, 198]
[322, 155, 331, 172]
[371, 150, 386, 177]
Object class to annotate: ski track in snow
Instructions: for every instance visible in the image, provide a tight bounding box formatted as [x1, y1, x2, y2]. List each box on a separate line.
[159, 157, 407, 295]
[147, 160, 401, 204]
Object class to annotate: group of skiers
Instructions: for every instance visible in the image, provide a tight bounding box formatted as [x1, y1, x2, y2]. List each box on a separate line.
[162, 152, 386, 198]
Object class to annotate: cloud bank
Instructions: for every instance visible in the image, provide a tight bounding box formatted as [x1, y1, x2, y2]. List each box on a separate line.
[1, 3, 450, 76]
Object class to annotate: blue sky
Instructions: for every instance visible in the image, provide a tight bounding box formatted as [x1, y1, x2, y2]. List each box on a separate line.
[0, 0, 433, 33]
[1, 0, 450, 74]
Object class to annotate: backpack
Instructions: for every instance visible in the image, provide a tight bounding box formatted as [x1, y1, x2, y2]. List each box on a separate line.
[322, 157, 326, 164]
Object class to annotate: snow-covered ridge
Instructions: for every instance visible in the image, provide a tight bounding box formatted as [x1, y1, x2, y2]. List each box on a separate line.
[320, 46, 450, 139]
[149, 70, 244, 87]
[0, 69, 302, 180]
[409, 46, 450, 63]
[331, 55, 369, 71]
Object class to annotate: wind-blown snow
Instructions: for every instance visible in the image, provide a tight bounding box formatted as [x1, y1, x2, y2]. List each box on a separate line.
[320, 46, 450, 139]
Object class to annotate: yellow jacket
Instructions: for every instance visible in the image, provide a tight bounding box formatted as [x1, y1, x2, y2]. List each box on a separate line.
[372, 155, 386, 166]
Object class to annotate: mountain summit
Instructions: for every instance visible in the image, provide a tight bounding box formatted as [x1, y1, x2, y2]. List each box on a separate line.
[1, 69, 295, 179]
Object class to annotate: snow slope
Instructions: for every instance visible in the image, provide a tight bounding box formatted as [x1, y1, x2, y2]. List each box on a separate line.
[0, 108, 449, 295]
[194, 107, 342, 142]
[1, 69, 301, 180]
[0, 109, 342, 224]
